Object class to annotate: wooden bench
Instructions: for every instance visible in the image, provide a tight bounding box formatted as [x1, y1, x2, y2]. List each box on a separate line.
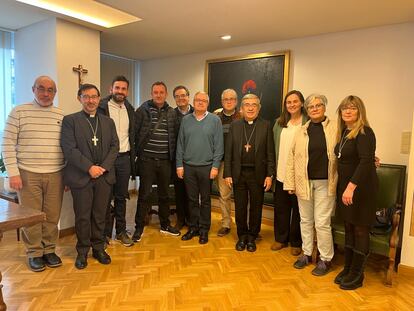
[331, 163, 406, 286]
[0, 199, 46, 311]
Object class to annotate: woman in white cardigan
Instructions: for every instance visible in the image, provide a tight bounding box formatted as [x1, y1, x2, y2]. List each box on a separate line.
[284, 93, 338, 277]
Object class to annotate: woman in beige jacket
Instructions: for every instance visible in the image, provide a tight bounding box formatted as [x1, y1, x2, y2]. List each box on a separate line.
[284, 93, 338, 276]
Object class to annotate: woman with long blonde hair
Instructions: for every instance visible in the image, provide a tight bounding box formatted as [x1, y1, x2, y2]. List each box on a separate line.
[334, 95, 378, 290]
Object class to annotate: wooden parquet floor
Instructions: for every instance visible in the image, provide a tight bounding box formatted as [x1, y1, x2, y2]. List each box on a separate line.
[1, 197, 414, 311]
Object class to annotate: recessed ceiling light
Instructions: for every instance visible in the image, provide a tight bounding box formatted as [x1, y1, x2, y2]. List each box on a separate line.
[16, 0, 141, 28]
[221, 35, 231, 40]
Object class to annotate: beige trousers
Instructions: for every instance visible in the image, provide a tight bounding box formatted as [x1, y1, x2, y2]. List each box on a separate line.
[18, 169, 64, 258]
[215, 161, 233, 228]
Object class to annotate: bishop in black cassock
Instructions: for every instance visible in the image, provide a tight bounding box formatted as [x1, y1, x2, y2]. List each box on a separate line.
[61, 83, 119, 269]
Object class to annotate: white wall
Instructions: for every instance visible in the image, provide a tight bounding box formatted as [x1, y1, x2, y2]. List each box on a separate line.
[141, 22, 414, 166]
[14, 18, 100, 113]
[56, 19, 100, 115]
[15, 18, 57, 104]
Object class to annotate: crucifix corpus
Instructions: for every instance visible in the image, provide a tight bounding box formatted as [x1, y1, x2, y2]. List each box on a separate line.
[73, 64, 88, 87]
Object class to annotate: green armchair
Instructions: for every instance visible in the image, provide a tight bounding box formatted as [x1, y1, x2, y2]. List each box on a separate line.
[331, 164, 406, 286]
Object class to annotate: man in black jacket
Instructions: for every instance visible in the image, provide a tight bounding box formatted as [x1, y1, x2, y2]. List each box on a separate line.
[133, 81, 180, 241]
[98, 76, 136, 247]
[61, 84, 119, 269]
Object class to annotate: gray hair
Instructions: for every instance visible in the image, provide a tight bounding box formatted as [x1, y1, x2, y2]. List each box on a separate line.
[194, 91, 209, 102]
[241, 93, 261, 108]
[33, 75, 57, 91]
[221, 88, 238, 101]
[304, 93, 328, 109]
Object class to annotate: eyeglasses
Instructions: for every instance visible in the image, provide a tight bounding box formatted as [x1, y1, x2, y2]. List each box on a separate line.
[174, 94, 188, 99]
[80, 95, 99, 100]
[222, 97, 236, 102]
[243, 103, 258, 108]
[194, 99, 208, 104]
[35, 87, 56, 94]
[340, 105, 358, 112]
[307, 103, 324, 111]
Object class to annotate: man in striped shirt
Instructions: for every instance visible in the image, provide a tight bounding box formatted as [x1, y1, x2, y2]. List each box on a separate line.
[2, 76, 65, 272]
[133, 82, 180, 241]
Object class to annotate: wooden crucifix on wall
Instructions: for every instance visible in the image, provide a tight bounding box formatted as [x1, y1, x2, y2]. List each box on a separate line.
[72, 64, 88, 87]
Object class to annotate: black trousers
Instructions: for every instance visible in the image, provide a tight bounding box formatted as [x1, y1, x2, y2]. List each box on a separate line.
[233, 167, 264, 241]
[134, 189, 144, 232]
[273, 180, 302, 247]
[104, 153, 131, 237]
[71, 176, 112, 255]
[174, 176, 190, 226]
[135, 158, 171, 230]
[183, 164, 212, 234]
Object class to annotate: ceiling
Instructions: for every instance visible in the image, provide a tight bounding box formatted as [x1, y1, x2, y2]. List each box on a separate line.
[1, 0, 414, 60]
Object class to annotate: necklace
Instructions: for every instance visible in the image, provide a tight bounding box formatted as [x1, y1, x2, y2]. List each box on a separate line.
[337, 130, 348, 159]
[86, 116, 99, 146]
[243, 122, 257, 152]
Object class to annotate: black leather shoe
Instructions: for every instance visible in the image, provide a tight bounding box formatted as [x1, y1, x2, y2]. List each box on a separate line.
[43, 253, 62, 268]
[92, 250, 111, 265]
[246, 241, 257, 252]
[235, 240, 247, 251]
[75, 254, 88, 269]
[181, 230, 199, 241]
[199, 232, 208, 244]
[28, 256, 46, 272]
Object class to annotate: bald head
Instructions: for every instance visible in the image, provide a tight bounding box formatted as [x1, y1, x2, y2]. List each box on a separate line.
[32, 76, 57, 107]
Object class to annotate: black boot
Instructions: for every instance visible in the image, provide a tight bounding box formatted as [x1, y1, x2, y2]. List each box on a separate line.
[334, 246, 353, 284]
[340, 250, 368, 290]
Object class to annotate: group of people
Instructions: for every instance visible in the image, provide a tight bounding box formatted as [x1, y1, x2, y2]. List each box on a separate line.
[272, 91, 378, 290]
[1, 74, 378, 291]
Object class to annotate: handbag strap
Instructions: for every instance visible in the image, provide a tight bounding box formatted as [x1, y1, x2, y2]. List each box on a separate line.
[151, 109, 167, 133]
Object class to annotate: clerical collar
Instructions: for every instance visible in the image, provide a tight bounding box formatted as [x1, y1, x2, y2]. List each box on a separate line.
[223, 109, 236, 117]
[244, 118, 257, 125]
[82, 111, 96, 118]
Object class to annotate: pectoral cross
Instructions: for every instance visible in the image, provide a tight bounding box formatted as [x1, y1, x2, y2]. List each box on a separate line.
[72, 64, 88, 87]
[244, 143, 251, 152]
[92, 135, 99, 146]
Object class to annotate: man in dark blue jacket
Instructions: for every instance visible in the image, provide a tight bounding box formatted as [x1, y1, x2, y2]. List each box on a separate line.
[133, 81, 180, 242]
[98, 76, 136, 247]
[172, 85, 194, 230]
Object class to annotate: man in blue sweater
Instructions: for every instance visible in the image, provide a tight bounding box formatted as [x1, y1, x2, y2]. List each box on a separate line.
[176, 91, 224, 244]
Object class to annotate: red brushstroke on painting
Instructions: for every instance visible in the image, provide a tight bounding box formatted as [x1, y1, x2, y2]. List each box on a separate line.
[242, 80, 257, 94]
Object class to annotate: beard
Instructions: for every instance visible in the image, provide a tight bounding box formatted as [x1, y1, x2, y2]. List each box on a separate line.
[112, 93, 126, 103]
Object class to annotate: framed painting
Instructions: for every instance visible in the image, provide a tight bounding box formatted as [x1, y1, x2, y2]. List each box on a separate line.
[205, 51, 290, 123]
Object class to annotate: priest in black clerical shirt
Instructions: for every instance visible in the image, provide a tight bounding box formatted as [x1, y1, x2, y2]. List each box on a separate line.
[61, 83, 119, 269]
[223, 93, 275, 252]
